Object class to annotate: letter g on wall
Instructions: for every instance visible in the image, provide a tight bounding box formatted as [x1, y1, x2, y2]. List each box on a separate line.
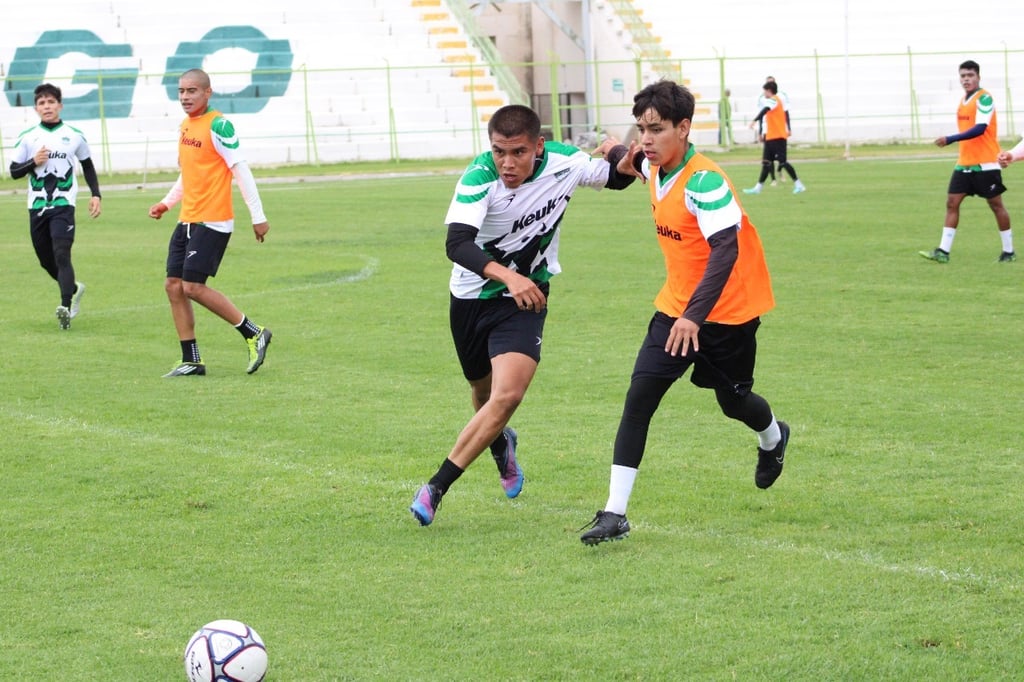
[6, 30, 138, 119]
[162, 26, 293, 114]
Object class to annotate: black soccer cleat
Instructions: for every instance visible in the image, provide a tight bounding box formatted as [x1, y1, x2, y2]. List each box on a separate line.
[755, 420, 790, 489]
[163, 361, 207, 377]
[579, 510, 630, 545]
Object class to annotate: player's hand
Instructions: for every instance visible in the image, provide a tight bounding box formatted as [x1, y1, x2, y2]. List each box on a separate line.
[591, 136, 621, 157]
[934, 136, 948, 148]
[33, 147, 50, 166]
[506, 272, 546, 313]
[666, 316, 700, 357]
[253, 221, 270, 243]
[88, 196, 101, 218]
[149, 203, 169, 219]
[998, 151, 1013, 168]
[616, 141, 646, 184]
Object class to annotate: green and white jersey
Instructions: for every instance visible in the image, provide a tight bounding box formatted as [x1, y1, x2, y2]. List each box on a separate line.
[445, 141, 611, 299]
[11, 121, 92, 210]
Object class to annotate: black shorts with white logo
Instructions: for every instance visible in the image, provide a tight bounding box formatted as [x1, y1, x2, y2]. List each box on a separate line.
[29, 205, 77, 243]
[630, 312, 761, 396]
[947, 168, 1006, 198]
[449, 286, 549, 382]
[166, 222, 231, 282]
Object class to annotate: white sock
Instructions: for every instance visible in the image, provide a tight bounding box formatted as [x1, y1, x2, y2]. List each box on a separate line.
[794, 179, 805, 190]
[939, 227, 956, 253]
[1000, 229, 1014, 253]
[605, 464, 638, 516]
[757, 416, 781, 450]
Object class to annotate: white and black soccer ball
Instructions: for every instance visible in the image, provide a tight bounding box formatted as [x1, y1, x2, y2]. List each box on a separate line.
[183, 619, 268, 682]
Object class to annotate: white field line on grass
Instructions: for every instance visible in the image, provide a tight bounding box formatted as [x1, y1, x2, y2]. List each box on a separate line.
[0, 256, 380, 322]
[2, 408, 336, 478]
[3, 403, 1009, 591]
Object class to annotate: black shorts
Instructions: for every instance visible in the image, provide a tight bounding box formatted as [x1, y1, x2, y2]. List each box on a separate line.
[449, 288, 548, 382]
[947, 168, 1006, 198]
[763, 138, 788, 164]
[630, 312, 760, 395]
[166, 222, 231, 283]
[29, 205, 77, 243]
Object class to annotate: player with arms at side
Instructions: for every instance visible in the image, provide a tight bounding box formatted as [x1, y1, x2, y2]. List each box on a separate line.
[10, 83, 101, 330]
[409, 104, 637, 526]
[920, 60, 1015, 263]
[149, 68, 273, 377]
[579, 80, 790, 545]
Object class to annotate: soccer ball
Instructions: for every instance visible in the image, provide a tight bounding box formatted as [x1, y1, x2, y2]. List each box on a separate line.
[183, 619, 268, 682]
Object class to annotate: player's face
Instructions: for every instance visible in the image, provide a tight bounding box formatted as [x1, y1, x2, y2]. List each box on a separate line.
[490, 133, 544, 189]
[959, 69, 980, 93]
[635, 108, 690, 172]
[178, 77, 212, 117]
[34, 95, 62, 124]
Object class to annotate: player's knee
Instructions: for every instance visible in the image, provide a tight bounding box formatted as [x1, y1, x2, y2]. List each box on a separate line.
[52, 240, 72, 269]
[715, 389, 749, 420]
[181, 280, 207, 300]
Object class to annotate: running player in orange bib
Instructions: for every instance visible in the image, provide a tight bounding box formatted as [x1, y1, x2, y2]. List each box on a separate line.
[580, 80, 790, 545]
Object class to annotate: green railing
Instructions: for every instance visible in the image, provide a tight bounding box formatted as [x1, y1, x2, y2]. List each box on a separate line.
[3, 47, 1021, 173]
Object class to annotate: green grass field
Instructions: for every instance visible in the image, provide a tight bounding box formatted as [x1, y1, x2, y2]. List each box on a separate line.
[2, 150, 1023, 680]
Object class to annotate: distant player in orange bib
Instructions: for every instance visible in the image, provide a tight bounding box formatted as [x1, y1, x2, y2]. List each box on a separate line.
[580, 80, 790, 546]
[920, 60, 1015, 263]
[744, 79, 805, 195]
[148, 68, 274, 376]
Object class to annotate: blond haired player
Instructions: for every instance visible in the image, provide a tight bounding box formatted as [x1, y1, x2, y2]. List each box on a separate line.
[920, 60, 1015, 263]
[149, 68, 273, 376]
[580, 80, 789, 545]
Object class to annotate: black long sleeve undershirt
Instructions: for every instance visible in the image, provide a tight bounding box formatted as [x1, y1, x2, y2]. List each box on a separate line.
[445, 146, 635, 275]
[681, 226, 739, 325]
[80, 157, 102, 198]
[446, 222, 492, 277]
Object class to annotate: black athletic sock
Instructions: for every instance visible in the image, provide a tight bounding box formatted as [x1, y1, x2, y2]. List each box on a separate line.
[428, 458, 464, 495]
[180, 339, 201, 363]
[489, 430, 508, 459]
[235, 315, 261, 339]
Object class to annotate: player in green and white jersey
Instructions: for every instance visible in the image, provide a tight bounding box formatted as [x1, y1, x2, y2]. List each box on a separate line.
[410, 104, 638, 526]
[10, 83, 102, 330]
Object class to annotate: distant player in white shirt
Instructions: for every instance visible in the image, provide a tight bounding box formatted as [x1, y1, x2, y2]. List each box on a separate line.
[10, 83, 102, 329]
[409, 104, 638, 526]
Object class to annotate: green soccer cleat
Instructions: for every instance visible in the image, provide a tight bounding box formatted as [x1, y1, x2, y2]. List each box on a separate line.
[919, 248, 950, 263]
[246, 327, 273, 374]
[998, 251, 1017, 263]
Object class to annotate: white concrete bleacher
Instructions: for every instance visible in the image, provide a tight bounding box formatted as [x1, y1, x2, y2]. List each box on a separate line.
[0, 0, 510, 170]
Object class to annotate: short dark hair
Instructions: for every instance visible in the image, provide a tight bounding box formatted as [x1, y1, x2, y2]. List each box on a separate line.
[763, 81, 778, 95]
[180, 68, 212, 89]
[631, 80, 694, 126]
[488, 104, 541, 140]
[34, 83, 62, 103]
[959, 60, 980, 75]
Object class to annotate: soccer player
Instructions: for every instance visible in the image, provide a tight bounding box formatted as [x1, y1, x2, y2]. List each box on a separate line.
[9, 83, 101, 330]
[998, 137, 1024, 168]
[920, 60, 1015, 263]
[148, 68, 273, 377]
[744, 80, 805, 195]
[579, 80, 789, 545]
[409, 104, 637, 526]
